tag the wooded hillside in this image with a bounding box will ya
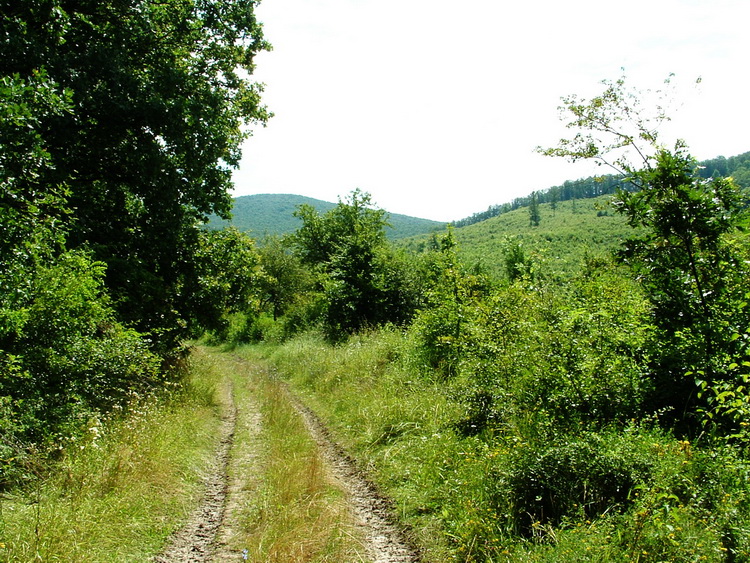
[206,193,445,239]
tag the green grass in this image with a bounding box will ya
[243,329,463,560]
[242,328,750,562]
[0,359,221,561]
[0,346,369,562]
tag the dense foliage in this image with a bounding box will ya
[289,189,425,339]
[4,16,750,558]
[0,0,269,485]
[237,76,750,561]
[1,0,270,351]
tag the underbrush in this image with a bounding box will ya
[0,350,221,561]
[244,328,750,562]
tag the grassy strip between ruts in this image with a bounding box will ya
[203,345,365,562]
[0,353,221,562]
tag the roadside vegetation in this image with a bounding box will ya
[228,76,750,561]
[3,3,750,559]
[0,355,220,561]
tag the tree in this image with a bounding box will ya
[291,190,419,338]
[540,74,750,430]
[412,227,492,380]
[549,186,559,215]
[0,62,165,479]
[614,147,748,424]
[181,228,264,338]
[504,240,533,282]
[257,236,312,321]
[0,71,71,278]
[0,0,271,352]
[528,190,541,226]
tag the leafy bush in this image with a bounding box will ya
[496,431,652,534]
[0,251,161,486]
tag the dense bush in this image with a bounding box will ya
[0,251,161,486]
[496,430,652,533]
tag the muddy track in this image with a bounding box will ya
[153,380,237,562]
[281,384,420,563]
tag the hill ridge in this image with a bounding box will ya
[209,193,444,240]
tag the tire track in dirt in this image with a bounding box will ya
[282,384,420,563]
[153,379,237,562]
[155,355,419,562]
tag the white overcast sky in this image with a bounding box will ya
[232,0,750,222]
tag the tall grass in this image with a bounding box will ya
[245,328,750,562]
[244,328,463,561]
[204,349,364,562]
[0,353,221,562]
[0,345,369,562]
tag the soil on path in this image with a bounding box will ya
[153,379,237,562]
[284,388,420,563]
[154,354,419,563]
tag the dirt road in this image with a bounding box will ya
[154,354,419,563]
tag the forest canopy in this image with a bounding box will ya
[0,0,271,350]
[0,0,270,477]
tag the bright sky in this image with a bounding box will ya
[232,0,750,222]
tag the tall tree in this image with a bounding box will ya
[540,74,750,430]
[0,0,271,351]
[528,191,541,226]
[291,190,418,338]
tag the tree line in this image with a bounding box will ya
[453,150,750,228]
[0,0,270,484]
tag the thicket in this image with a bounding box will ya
[0,0,269,488]
[231,76,750,561]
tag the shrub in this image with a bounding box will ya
[0,251,161,487]
[495,431,653,535]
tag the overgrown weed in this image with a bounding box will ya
[0,349,221,561]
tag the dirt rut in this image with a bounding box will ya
[153,380,237,562]
[155,358,419,562]
[284,388,420,563]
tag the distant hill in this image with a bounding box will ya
[451,150,750,230]
[207,194,445,240]
[400,195,636,280]
[398,151,750,282]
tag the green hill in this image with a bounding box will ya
[402,195,634,280]
[451,150,750,230]
[207,193,444,240]
[409,151,750,281]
